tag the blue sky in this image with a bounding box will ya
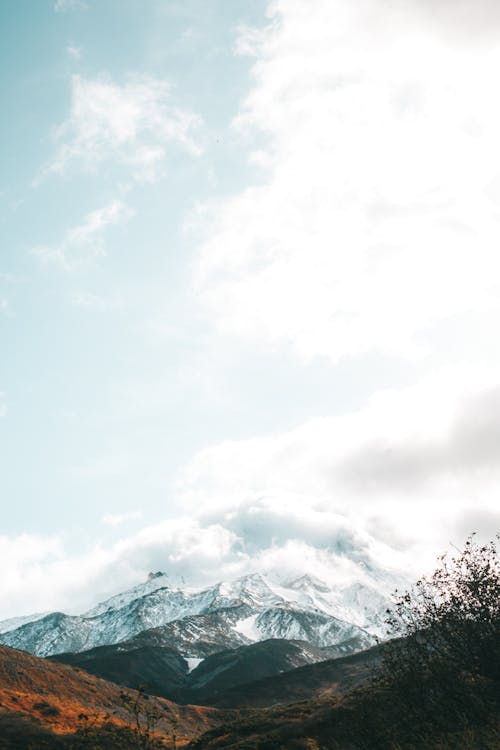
[1,0,500,618]
[2,0,269,535]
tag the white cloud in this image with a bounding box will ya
[0,511,402,620]
[175,367,500,569]
[6,0,500,623]
[41,74,201,183]
[54,0,87,12]
[71,290,122,311]
[32,199,131,269]
[414,0,500,40]
[193,0,500,363]
[102,510,143,527]
[4,367,499,618]
[65,45,82,60]
[0,392,6,418]
[0,532,114,619]
[0,519,240,619]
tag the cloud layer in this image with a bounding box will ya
[0,511,399,620]
[3,369,499,619]
[194,0,500,362]
[54,0,87,12]
[176,368,500,553]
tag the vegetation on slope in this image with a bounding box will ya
[0,646,230,748]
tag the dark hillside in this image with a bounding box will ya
[199,643,381,708]
[50,637,368,706]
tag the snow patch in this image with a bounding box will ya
[186,657,203,673]
[234,614,260,641]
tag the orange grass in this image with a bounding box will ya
[0,646,220,744]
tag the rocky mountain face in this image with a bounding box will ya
[0,572,391,660]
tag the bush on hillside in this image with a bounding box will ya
[374,534,500,739]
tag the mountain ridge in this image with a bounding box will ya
[0,570,391,659]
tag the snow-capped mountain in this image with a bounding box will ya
[0,571,392,658]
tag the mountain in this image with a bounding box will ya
[0,645,228,747]
[0,571,390,659]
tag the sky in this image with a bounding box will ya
[1,0,500,619]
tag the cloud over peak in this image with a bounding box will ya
[2,368,499,619]
[175,367,500,563]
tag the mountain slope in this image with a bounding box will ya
[0,646,225,742]
[51,642,189,698]
[203,642,382,708]
[130,603,256,657]
[187,691,500,750]
[180,639,354,705]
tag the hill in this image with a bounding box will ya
[201,642,381,708]
[185,691,500,749]
[0,645,230,748]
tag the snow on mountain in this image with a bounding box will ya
[251,607,362,648]
[186,657,204,673]
[83,571,174,618]
[234,613,260,641]
[130,603,255,658]
[0,570,394,657]
[0,612,47,635]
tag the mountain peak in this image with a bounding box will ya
[285,574,329,592]
[147,571,166,582]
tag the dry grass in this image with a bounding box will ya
[0,646,228,745]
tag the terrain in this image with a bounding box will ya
[0,570,394,747]
[185,691,500,750]
[50,638,379,706]
[1,547,498,750]
[0,645,230,748]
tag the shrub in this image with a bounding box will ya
[376,534,500,736]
